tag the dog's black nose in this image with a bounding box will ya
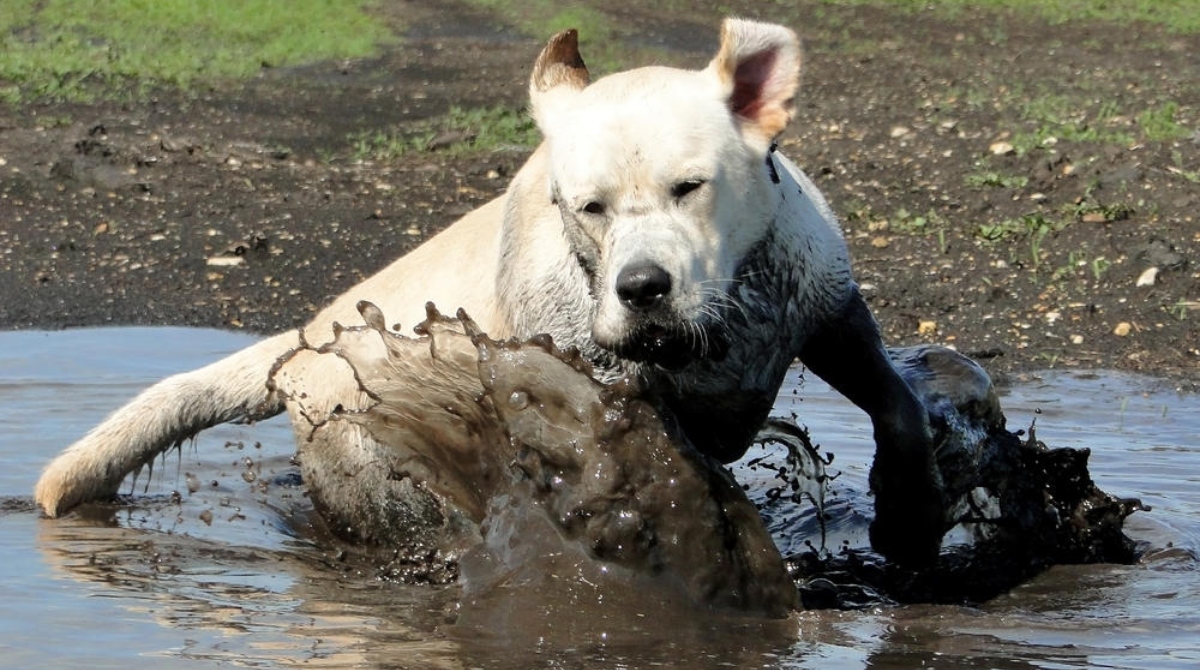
[616,261,672,310]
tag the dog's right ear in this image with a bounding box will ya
[529,29,590,134]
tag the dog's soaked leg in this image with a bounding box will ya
[35,331,297,517]
[798,288,945,567]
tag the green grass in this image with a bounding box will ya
[464,0,624,70]
[1138,102,1191,141]
[966,171,1030,189]
[0,0,393,101]
[998,92,1189,155]
[825,0,1200,34]
[350,106,540,161]
[1010,93,1136,153]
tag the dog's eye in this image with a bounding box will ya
[671,179,706,200]
[581,201,606,216]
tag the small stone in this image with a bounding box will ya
[206,255,245,267]
[1113,322,1133,337]
[1070,334,1084,345]
[989,141,1015,156]
[890,126,911,138]
[918,320,937,335]
[870,236,890,248]
[1082,211,1109,224]
[1135,267,1158,287]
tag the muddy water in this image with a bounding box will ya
[1,328,1197,669]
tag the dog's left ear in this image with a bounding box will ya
[707,18,801,151]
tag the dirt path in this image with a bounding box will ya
[1,1,1196,385]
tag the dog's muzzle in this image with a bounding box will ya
[602,261,731,370]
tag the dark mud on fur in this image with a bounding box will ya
[783,426,1144,609]
[734,348,1144,610]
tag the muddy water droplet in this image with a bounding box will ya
[508,390,529,410]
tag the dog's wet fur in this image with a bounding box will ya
[36,19,945,568]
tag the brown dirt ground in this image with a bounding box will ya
[1,0,1197,388]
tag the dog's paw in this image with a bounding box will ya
[868,461,946,568]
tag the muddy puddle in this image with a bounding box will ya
[1,327,1197,669]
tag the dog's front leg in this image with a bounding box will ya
[798,287,945,567]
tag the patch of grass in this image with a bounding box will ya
[1011,93,1136,153]
[1138,102,1190,142]
[464,0,628,72]
[0,0,394,101]
[822,0,1200,34]
[977,212,1069,269]
[1070,200,1136,223]
[890,207,946,235]
[966,171,1030,189]
[1053,251,1113,283]
[350,105,540,161]
[976,214,1041,243]
[890,207,951,253]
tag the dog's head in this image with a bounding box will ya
[529,19,801,370]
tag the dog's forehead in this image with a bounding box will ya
[544,68,736,186]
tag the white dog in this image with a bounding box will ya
[36,19,944,566]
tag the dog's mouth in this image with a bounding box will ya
[607,321,729,371]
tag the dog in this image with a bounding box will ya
[35,18,944,566]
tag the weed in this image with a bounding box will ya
[966,171,1030,189]
[1028,220,1051,269]
[977,212,1058,243]
[890,207,952,253]
[1091,257,1112,281]
[1164,299,1199,321]
[1072,200,1136,223]
[1034,351,1060,367]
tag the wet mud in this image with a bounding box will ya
[274,302,796,615]
[272,302,1141,613]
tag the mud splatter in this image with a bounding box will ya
[274,302,797,615]
[273,303,1142,613]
